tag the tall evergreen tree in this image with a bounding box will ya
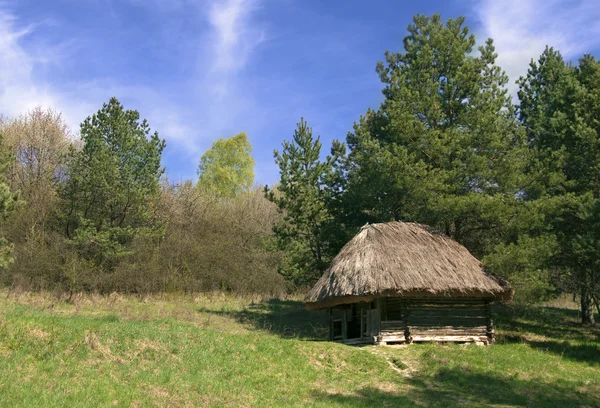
[340,14,526,258]
[60,97,165,269]
[266,119,335,286]
[516,48,600,324]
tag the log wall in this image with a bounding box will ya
[329,297,494,345]
[379,298,492,344]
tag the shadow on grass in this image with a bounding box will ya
[202,299,329,340]
[312,367,600,408]
[497,335,600,365]
[493,303,600,364]
[495,304,599,338]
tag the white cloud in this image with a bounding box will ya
[208,0,264,72]
[205,0,265,99]
[0,0,268,180]
[0,10,57,116]
[0,8,94,136]
[0,6,197,153]
[474,0,600,97]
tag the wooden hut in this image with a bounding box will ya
[305,222,513,345]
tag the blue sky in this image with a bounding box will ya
[2,0,600,184]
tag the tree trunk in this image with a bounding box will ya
[581,285,595,325]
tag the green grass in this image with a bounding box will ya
[0,292,598,407]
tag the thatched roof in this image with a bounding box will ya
[306,222,512,310]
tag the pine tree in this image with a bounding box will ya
[517,48,600,324]
[60,97,165,269]
[266,118,335,286]
[341,14,526,258]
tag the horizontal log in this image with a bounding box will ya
[411,335,488,343]
[380,335,407,343]
[410,325,488,331]
[407,303,487,309]
[408,317,488,326]
[381,320,406,325]
[381,326,407,331]
[408,301,487,305]
[381,326,406,331]
[409,326,487,334]
[409,309,488,317]
[381,331,407,337]
[411,330,487,337]
[408,298,488,302]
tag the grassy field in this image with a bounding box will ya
[0,291,598,407]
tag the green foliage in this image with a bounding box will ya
[69,220,135,268]
[0,107,281,295]
[60,97,165,270]
[484,234,558,301]
[153,184,285,294]
[514,48,600,322]
[197,132,255,198]
[0,182,15,270]
[339,14,526,258]
[0,134,20,270]
[267,119,337,286]
[0,108,70,234]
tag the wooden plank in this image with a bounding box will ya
[374,300,382,337]
[380,335,406,343]
[367,309,380,337]
[411,335,489,343]
[410,326,487,332]
[380,297,388,321]
[411,331,487,337]
[409,304,488,309]
[381,324,406,330]
[409,297,488,302]
[381,320,406,327]
[486,301,495,344]
[407,301,485,307]
[360,308,364,338]
[409,309,488,317]
[381,331,406,337]
[408,317,489,326]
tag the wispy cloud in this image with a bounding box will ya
[0,4,198,149]
[205,0,265,99]
[0,7,101,136]
[0,0,269,180]
[208,0,264,72]
[474,0,600,97]
[0,10,56,117]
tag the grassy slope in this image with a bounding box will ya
[0,292,598,408]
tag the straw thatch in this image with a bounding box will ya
[306,222,512,310]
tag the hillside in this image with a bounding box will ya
[0,292,598,407]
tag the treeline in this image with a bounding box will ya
[0,14,598,324]
[0,102,285,296]
[267,15,600,324]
